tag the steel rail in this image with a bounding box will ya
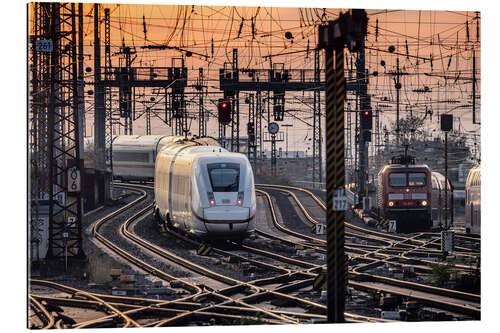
[258,185,481,314]
[30,279,141,328]
[120,183,390,324]
[116,184,300,325]
[272,184,480,268]
[29,294,55,329]
[91,186,202,295]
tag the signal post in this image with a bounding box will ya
[318,10,367,323]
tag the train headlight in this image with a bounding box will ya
[421,200,428,206]
[237,191,244,206]
[388,201,394,207]
[207,192,216,206]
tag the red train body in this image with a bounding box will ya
[377,163,433,233]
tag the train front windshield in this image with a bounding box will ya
[207,163,240,192]
[389,172,427,187]
[408,173,426,186]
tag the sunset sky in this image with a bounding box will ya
[28,1,481,155]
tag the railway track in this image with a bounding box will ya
[93,183,304,326]
[29,182,480,327]
[256,184,480,319]
[122,183,389,324]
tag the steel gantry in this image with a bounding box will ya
[219,48,361,180]
[29,2,85,260]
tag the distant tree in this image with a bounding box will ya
[390,115,426,143]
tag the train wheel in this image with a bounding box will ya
[154,208,165,228]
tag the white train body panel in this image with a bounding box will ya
[465,165,481,234]
[83,135,219,181]
[155,144,256,238]
[112,135,185,181]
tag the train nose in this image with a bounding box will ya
[202,206,252,234]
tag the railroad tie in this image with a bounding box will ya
[196,244,213,256]
[313,273,327,291]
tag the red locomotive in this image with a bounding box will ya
[377,155,433,233]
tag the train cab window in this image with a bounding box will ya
[389,173,406,187]
[207,163,240,192]
[408,173,426,186]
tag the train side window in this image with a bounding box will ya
[408,173,426,186]
[389,173,406,187]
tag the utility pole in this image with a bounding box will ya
[94,3,111,203]
[313,48,322,184]
[256,90,263,159]
[77,3,85,153]
[440,114,453,253]
[197,68,206,137]
[472,11,479,124]
[282,124,293,158]
[357,38,370,207]
[318,9,367,323]
[472,49,476,124]
[396,57,401,145]
[231,48,240,152]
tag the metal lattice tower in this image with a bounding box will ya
[104,8,113,171]
[231,49,240,152]
[198,68,206,137]
[247,94,257,168]
[256,90,263,159]
[29,2,51,261]
[145,107,152,135]
[312,48,322,184]
[29,2,84,259]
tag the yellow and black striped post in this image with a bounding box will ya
[325,45,346,323]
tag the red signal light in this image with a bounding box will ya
[218,99,232,124]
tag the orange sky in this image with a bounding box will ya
[28,3,481,150]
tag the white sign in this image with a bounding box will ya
[55,192,66,206]
[315,224,326,235]
[67,216,76,225]
[333,188,348,211]
[388,220,397,233]
[35,40,53,52]
[68,166,81,193]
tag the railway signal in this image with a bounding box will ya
[218,99,231,125]
[360,109,373,129]
[247,121,255,144]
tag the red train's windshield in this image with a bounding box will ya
[389,172,427,187]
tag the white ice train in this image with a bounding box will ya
[84,135,257,239]
[153,141,256,239]
[83,135,219,181]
